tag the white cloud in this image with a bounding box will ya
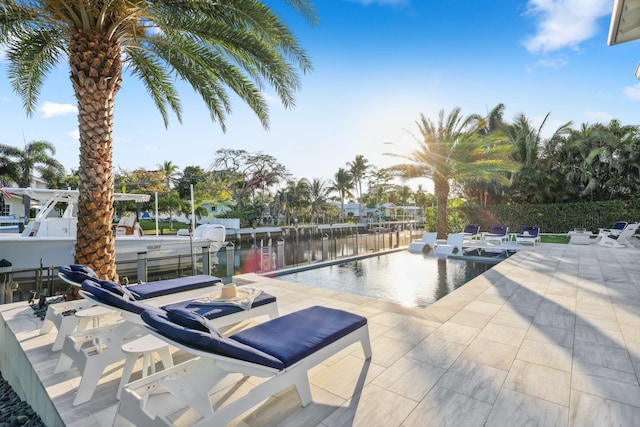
[262,92,281,105]
[523,0,611,54]
[534,55,569,68]
[584,110,614,122]
[38,101,77,118]
[624,83,640,99]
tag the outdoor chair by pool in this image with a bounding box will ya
[56,276,278,406]
[598,222,639,248]
[462,224,481,241]
[483,225,510,244]
[515,226,540,245]
[115,305,371,427]
[408,231,438,253]
[41,265,223,351]
[596,221,628,241]
[434,233,465,258]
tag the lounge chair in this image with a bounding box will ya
[408,231,438,253]
[116,305,371,427]
[598,222,639,248]
[462,224,481,241]
[515,226,540,245]
[55,276,278,406]
[483,225,509,244]
[596,221,628,241]
[41,265,223,351]
[434,233,465,258]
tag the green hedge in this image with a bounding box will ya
[424,197,640,234]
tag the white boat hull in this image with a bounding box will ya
[0,235,221,271]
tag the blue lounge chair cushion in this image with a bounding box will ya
[81,279,148,314]
[98,279,136,300]
[142,305,367,370]
[488,225,507,236]
[142,309,284,369]
[231,306,367,368]
[166,308,220,335]
[463,225,480,235]
[59,264,99,283]
[517,226,539,238]
[161,292,277,320]
[127,275,222,299]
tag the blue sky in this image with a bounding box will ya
[1,0,638,193]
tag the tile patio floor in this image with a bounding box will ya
[2,241,640,426]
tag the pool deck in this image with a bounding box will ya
[2,240,640,426]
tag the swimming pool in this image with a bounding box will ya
[275,251,494,307]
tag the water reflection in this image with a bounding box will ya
[276,251,493,308]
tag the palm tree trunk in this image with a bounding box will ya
[69,30,122,281]
[434,176,449,239]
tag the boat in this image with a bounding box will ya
[0,215,23,234]
[0,188,225,271]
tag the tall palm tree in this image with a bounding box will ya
[0,140,65,217]
[157,160,181,229]
[307,178,329,224]
[329,168,354,221]
[347,154,369,219]
[1,1,315,280]
[387,107,517,238]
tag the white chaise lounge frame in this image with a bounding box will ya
[116,319,371,427]
[42,273,224,351]
[55,287,279,406]
[408,232,437,253]
[598,222,639,248]
[435,233,465,258]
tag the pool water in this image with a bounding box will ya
[275,251,494,307]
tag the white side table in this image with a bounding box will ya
[117,334,174,399]
[568,231,593,245]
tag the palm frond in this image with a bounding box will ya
[6,26,67,115]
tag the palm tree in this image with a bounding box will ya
[329,168,354,222]
[347,155,369,220]
[307,178,329,224]
[387,107,517,238]
[0,140,65,217]
[157,161,181,230]
[506,113,572,203]
[1,1,315,280]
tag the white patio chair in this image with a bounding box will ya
[56,277,278,406]
[483,225,509,244]
[115,305,371,427]
[515,226,540,245]
[598,222,639,248]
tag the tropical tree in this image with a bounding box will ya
[347,155,369,219]
[0,140,65,217]
[0,0,316,279]
[307,178,329,223]
[506,113,572,203]
[387,107,518,238]
[157,161,181,229]
[329,168,354,221]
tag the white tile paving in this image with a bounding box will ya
[2,241,640,426]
